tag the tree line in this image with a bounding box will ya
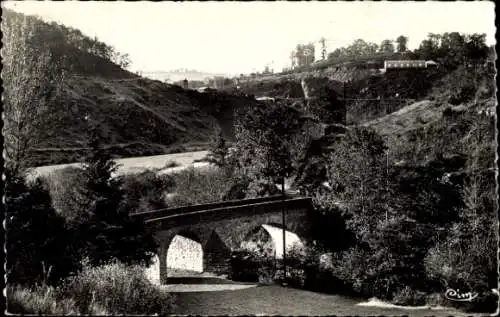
[287,32,490,70]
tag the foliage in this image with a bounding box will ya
[379,39,395,53]
[234,103,303,189]
[7,262,175,315]
[1,9,66,173]
[57,261,174,315]
[167,167,238,206]
[5,168,77,286]
[207,127,229,169]
[415,32,489,69]
[69,124,157,267]
[325,127,390,240]
[6,284,99,315]
[245,177,281,198]
[292,43,316,67]
[395,35,409,53]
[328,38,379,60]
[119,170,172,214]
[229,250,261,282]
[314,126,443,300]
[41,166,86,221]
[423,119,497,313]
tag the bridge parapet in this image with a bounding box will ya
[144,197,313,230]
[131,195,292,222]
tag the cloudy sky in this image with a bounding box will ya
[4,1,496,75]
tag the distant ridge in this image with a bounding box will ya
[141,70,233,83]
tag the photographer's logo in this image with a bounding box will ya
[444,288,478,302]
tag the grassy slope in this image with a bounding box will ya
[28,41,258,166]
[361,65,496,167]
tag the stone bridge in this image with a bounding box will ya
[131,195,314,284]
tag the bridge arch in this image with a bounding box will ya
[166,231,204,273]
[240,223,305,260]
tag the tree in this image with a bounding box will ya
[395,35,408,53]
[319,127,429,298]
[319,37,327,60]
[290,50,297,68]
[207,128,229,169]
[70,123,157,266]
[325,127,390,236]
[349,39,371,56]
[465,33,489,66]
[294,43,316,67]
[2,10,66,174]
[234,104,303,191]
[379,39,395,53]
[5,168,75,286]
[424,120,497,312]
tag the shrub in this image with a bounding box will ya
[41,166,86,221]
[5,169,76,286]
[221,174,251,201]
[57,261,175,315]
[162,160,180,169]
[168,167,235,206]
[245,177,281,198]
[69,126,157,267]
[6,284,95,315]
[392,286,427,306]
[119,170,173,214]
[229,250,260,282]
[448,83,476,105]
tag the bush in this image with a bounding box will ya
[5,170,77,286]
[392,286,427,306]
[162,160,180,169]
[168,167,236,206]
[41,166,86,221]
[229,250,260,282]
[245,178,281,198]
[448,83,476,105]
[67,127,158,267]
[6,284,96,315]
[119,170,173,214]
[57,261,175,315]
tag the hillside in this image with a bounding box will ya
[2,9,259,167]
[30,71,258,166]
[362,63,496,167]
[142,69,231,83]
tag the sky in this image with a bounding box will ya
[4,1,496,76]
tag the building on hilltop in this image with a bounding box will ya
[381,60,438,72]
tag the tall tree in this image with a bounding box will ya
[207,128,229,169]
[5,168,75,286]
[379,39,395,53]
[2,10,66,174]
[294,43,316,67]
[71,123,157,266]
[319,37,327,60]
[395,35,408,53]
[234,104,303,190]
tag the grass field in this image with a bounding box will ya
[28,150,209,180]
[170,285,470,316]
